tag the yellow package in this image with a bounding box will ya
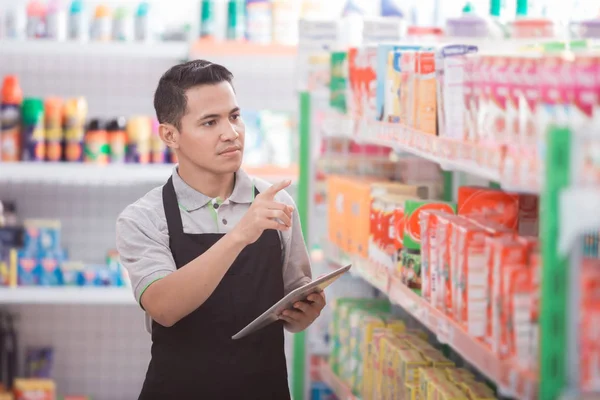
[405,383,419,400]
[430,379,470,400]
[419,367,449,400]
[420,349,456,369]
[13,379,56,400]
[460,381,496,400]
[445,368,476,386]
[406,328,430,341]
[0,393,13,400]
[363,325,405,400]
[398,348,430,388]
[381,335,412,400]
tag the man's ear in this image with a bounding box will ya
[159,123,180,149]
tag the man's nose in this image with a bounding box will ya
[221,122,239,141]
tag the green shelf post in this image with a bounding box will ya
[292,91,311,400]
[539,126,571,400]
[442,171,454,202]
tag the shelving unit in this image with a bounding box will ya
[0,39,190,59]
[0,163,298,185]
[319,362,361,400]
[325,242,538,400]
[0,287,135,305]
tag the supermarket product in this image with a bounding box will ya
[63,97,88,162]
[16,252,36,286]
[134,1,150,42]
[414,50,437,135]
[84,119,109,164]
[445,12,489,38]
[245,0,271,44]
[67,0,87,41]
[436,44,478,140]
[13,379,55,400]
[200,0,215,38]
[4,5,27,39]
[402,200,456,290]
[61,261,83,286]
[25,1,46,39]
[23,219,61,256]
[581,258,600,392]
[348,45,378,124]
[126,116,151,164]
[44,97,64,162]
[330,51,348,114]
[0,76,23,162]
[90,4,111,41]
[457,186,520,231]
[21,98,45,162]
[420,210,453,302]
[488,237,529,357]
[46,0,66,40]
[25,347,53,378]
[435,214,466,315]
[107,117,127,163]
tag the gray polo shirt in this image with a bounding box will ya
[116,167,312,332]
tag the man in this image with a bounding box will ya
[116,60,325,399]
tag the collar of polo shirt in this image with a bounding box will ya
[172,166,255,212]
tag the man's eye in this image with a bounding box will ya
[231,114,241,121]
[203,120,216,127]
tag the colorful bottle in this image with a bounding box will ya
[245,0,271,44]
[226,0,245,40]
[0,76,24,162]
[4,5,27,39]
[126,116,151,164]
[44,97,64,162]
[90,4,111,41]
[112,6,131,41]
[200,0,215,38]
[134,2,150,42]
[25,0,46,38]
[21,98,45,162]
[46,0,67,40]
[63,97,87,162]
[271,0,300,45]
[84,119,109,164]
[68,0,88,41]
[107,117,127,163]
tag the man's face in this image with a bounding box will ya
[175,81,245,174]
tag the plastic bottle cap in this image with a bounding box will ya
[1,76,23,105]
[27,1,47,17]
[136,2,149,17]
[490,0,501,17]
[516,0,528,16]
[44,97,64,117]
[70,0,83,14]
[95,4,111,18]
[462,2,473,13]
[114,7,128,19]
[21,98,45,125]
[88,119,105,131]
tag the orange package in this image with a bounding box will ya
[420,210,453,302]
[435,215,468,316]
[508,265,532,369]
[489,237,530,358]
[458,186,520,231]
[327,176,346,250]
[581,258,600,392]
[454,222,489,338]
[346,177,382,256]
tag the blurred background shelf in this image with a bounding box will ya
[0,287,136,305]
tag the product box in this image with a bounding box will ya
[414,50,438,135]
[489,237,530,357]
[17,251,38,286]
[457,186,520,231]
[38,256,63,286]
[13,379,55,400]
[419,367,448,400]
[508,265,532,369]
[435,44,478,140]
[434,214,466,314]
[445,368,475,385]
[403,200,457,251]
[398,348,430,386]
[464,54,482,142]
[580,258,600,392]
[348,45,378,124]
[420,210,454,301]
[400,51,419,129]
[330,51,349,114]
[347,177,383,257]
[454,223,491,337]
[376,44,421,121]
[23,219,62,256]
[382,47,422,124]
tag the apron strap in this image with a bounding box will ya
[162,176,185,239]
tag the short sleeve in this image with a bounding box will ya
[116,207,176,306]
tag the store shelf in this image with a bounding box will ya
[0,287,135,305]
[323,116,540,194]
[189,39,296,57]
[319,362,361,400]
[325,242,538,400]
[0,39,189,59]
[0,163,298,185]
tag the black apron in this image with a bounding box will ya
[138,177,290,400]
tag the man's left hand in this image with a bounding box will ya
[279,291,326,333]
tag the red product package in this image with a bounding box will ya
[458,186,520,231]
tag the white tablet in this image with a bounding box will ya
[232,264,352,340]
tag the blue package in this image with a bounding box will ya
[96,266,113,286]
[81,266,98,286]
[17,251,38,286]
[61,261,84,286]
[310,382,336,400]
[23,220,62,255]
[375,44,421,121]
[38,256,63,286]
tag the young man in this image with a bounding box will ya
[116,60,325,399]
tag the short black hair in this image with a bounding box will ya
[153,60,234,129]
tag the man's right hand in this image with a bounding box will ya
[230,180,294,246]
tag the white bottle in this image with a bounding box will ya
[46,0,67,40]
[5,5,27,39]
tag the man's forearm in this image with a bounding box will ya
[141,232,246,327]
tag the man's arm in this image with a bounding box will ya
[117,180,294,328]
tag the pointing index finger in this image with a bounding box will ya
[262,179,292,199]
